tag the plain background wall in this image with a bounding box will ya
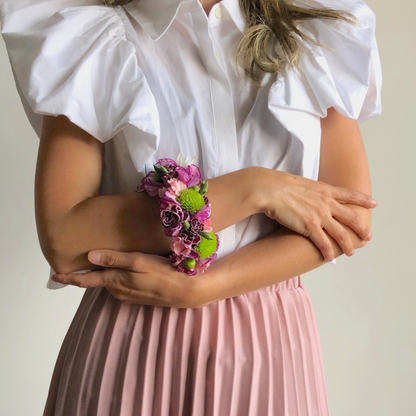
[0,0,414,414]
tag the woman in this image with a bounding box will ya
[0,0,381,414]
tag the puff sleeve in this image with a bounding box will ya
[267,0,382,266]
[268,0,382,178]
[1,0,161,289]
[0,0,160,155]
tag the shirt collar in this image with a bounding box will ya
[123,0,247,41]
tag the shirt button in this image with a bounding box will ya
[215,6,222,19]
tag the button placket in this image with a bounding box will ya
[188,0,239,258]
[189,2,238,173]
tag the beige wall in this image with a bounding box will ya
[0,0,414,414]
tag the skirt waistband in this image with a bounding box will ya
[254,275,303,293]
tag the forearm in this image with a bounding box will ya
[202,205,370,303]
[200,108,374,304]
[49,166,262,273]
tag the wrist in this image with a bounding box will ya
[193,259,228,307]
[137,155,219,276]
[248,166,277,215]
[245,166,270,216]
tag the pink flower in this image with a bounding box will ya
[169,252,186,267]
[194,262,211,274]
[171,236,193,257]
[167,177,187,196]
[203,218,212,232]
[192,203,211,223]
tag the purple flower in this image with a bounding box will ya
[180,218,204,245]
[164,223,182,238]
[159,190,181,210]
[176,164,202,187]
[199,251,218,266]
[155,158,178,170]
[169,252,199,276]
[176,262,198,276]
[189,249,200,259]
[168,232,220,275]
[161,205,191,237]
[192,203,211,223]
[136,171,165,197]
[169,252,186,267]
[153,158,180,187]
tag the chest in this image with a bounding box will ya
[118,4,293,180]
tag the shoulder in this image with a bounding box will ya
[269,0,382,124]
[0,0,160,147]
[0,1,116,30]
[267,0,382,178]
[297,0,378,52]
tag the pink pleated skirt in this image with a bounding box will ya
[43,275,330,416]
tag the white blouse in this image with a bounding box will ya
[0,0,382,289]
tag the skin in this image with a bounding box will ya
[199,0,221,15]
[194,107,375,306]
[45,106,376,307]
[36,0,377,308]
[37,115,263,273]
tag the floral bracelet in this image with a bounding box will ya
[136,153,220,276]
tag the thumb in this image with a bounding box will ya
[88,249,144,271]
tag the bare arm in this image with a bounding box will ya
[37,115,261,274]
[198,107,374,304]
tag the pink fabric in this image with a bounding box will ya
[43,275,330,416]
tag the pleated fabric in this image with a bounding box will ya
[43,275,330,416]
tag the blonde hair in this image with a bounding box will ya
[104,0,357,87]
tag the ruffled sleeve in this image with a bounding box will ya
[0,0,160,158]
[1,0,161,289]
[268,0,382,179]
[267,0,382,266]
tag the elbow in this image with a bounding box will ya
[38,231,78,274]
[49,252,77,275]
[41,243,75,275]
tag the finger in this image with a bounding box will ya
[88,250,145,271]
[307,226,335,262]
[332,205,372,241]
[51,269,117,289]
[323,219,355,257]
[330,186,377,208]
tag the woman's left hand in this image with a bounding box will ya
[50,250,207,308]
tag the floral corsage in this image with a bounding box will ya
[136,153,220,276]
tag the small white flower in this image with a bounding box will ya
[176,151,197,168]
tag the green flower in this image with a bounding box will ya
[176,188,206,215]
[193,232,217,260]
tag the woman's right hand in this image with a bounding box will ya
[254,167,377,262]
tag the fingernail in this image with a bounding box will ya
[51,275,59,282]
[367,232,372,240]
[89,251,101,263]
[371,199,378,206]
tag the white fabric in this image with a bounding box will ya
[0,0,382,289]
